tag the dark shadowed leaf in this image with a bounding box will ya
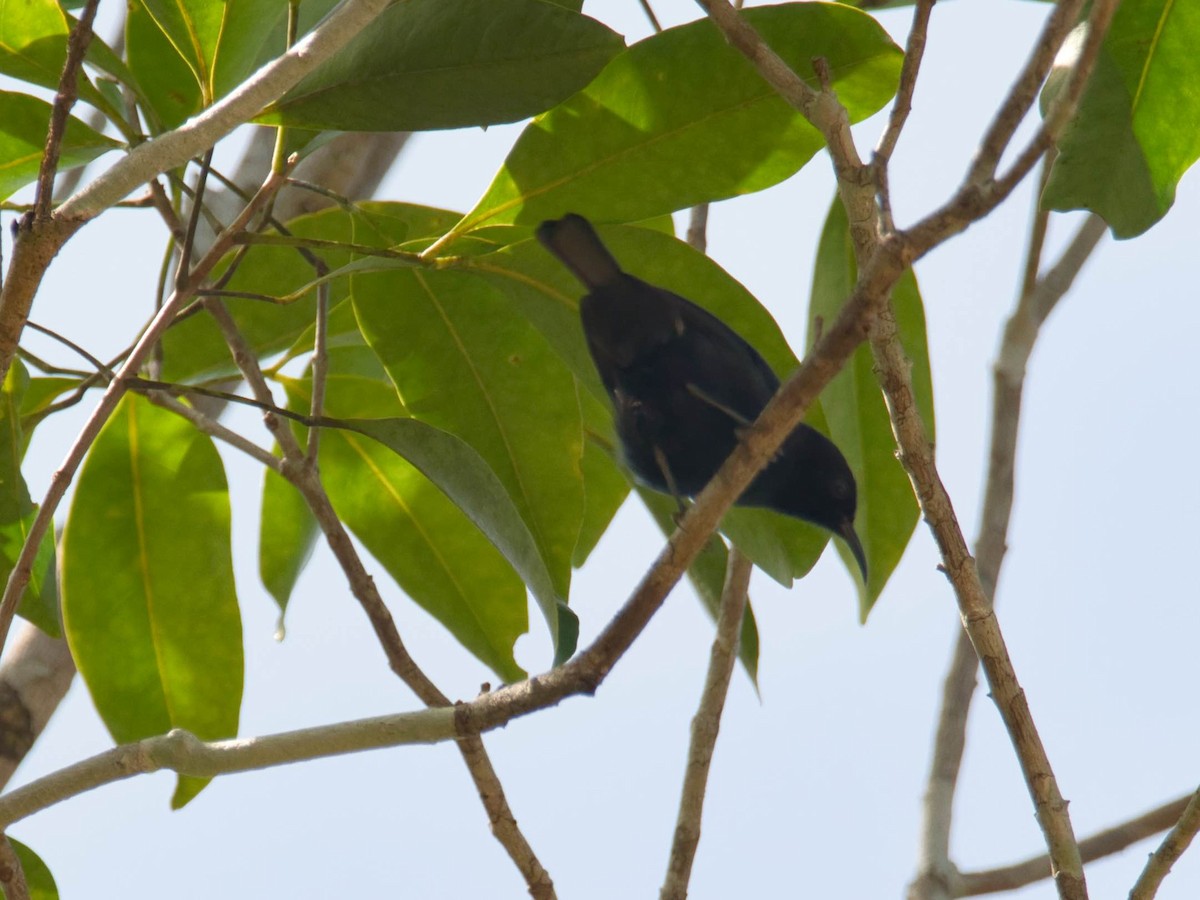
[60,396,242,808]
[124,0,202,130]
[261,0,623,131]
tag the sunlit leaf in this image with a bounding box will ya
[351,228,585,604]
[61,396,242,808]
[450,2,900,236]
[282,358,535,678]
[1043,0,1200,237]
[0,91,118,201]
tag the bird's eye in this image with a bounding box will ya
[830,478,851,500]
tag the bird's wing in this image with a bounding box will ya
[667,291,781,424]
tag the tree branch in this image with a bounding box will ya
[1130,788,1200,900]
[872,0,935,232]
[661,549,752,900]
[0,709,457,828]
[55,0,392,224]
[32,0,100,224]
[201,302,556,898]
[909,201,1107,900]
[957,792,1198,896]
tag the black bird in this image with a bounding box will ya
[536,214,867,580]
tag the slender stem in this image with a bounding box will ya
[873,0,935,231]
[176,152,215,292]
[139,390,282,471]
[56,0,393,223]
[965,0,1083,185]
[1129,788,1200,900]
[660,549,752,900]
[957,792,1198,896]
[33,0,100,224]
[204,298,558,899]
[686,205,709,254]
[306,275,331,460]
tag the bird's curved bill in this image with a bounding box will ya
[839,519,868,582]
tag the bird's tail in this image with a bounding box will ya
[536,214,623,289]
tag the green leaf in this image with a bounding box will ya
[260,0,623,132]
[61,396,242,808]
[160,203,462,382]
[351,236,585,605]
[125,0,202,130]
[4,837,58,900]
[450,2,900,235]
[259,458,318,615]
[639,489,759,687]
[0,0,69,90]
[1043,0,1200,237]
[811,197,932,619]
[283,361,534,679]
[21,376,83,427]
[0,363,58,636]
[0,91,118,201]
[130,0,274,102]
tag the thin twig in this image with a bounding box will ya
[957,792,1198,896]
[911,210,1107,899]
[966,0,1083,186]
[872,0,935,232]
[1129,788,1200,900]
[139,390,282,472]
[23,320,114,377]
[907,0,1119,257]
[205,296,557,899]
[637,0,662,32]
[56,0,393,223]
[661,549,752,900]
[692,0,875,257]
[176,152,216,290]
[32,0,100,224]
[909,155,1058,900]
[0,709,458,828]
[686,205,709,254]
